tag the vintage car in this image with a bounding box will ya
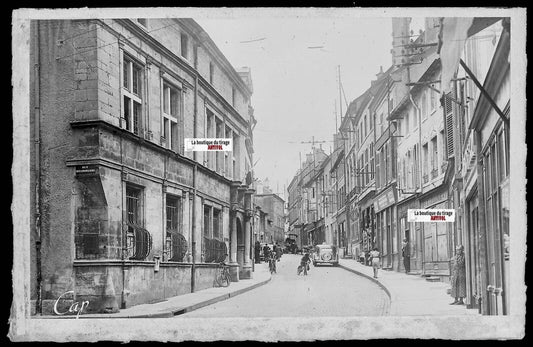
[312,243,339,266]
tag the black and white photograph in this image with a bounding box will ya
[10,7,527,341]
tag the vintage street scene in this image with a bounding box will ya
[11,7,526,341]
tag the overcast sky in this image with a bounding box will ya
[197,14,404,199]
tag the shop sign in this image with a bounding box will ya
[374,187,397,212]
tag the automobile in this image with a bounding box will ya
[312,243,339,266]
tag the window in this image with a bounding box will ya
[209,62,214,84]
[422,143,429,183]
[232,87,236,107]
[180,33,189,60]
[203,205,211,238]
[369,113,374,131]
[421,91,427,120]
[216,118,224,173]
[370,142,375,180]
[126,185,152,260]
[122,55,143,135]
[165,195,187,262]
[405,112,410,134]
[430,86,438,112]
[431,136,438,177]
[225,126,232,178]
[213,208,221,239]
[162,82,180,151]
[364,115,368,138]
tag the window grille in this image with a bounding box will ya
[125,222,152,260]
[203,237,227,263]
[167,230,188,262]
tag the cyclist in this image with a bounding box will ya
[300,252,311,276]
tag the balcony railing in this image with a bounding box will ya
[431,168,439,179]
[441,161,448,174]
[423,174,429,184]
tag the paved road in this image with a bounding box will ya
[181,254,390,317]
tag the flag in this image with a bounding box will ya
[438,17,474,94]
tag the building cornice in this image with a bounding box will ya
[69,119,236,186]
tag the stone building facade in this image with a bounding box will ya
[30,18,256,315]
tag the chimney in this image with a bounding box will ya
[391,17,412,67]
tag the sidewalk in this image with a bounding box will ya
[36,264,271,319]
[339,258,480,316]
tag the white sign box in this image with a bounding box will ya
[184,138,233,152]
[407,209,455,222]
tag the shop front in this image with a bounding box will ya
[374,185,398,270]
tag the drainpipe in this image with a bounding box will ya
[33,20,43,315]
[120,135,126,309]
[190,73,199,293]
[408,93,422,195]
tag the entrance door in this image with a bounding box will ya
[236,218,244,271]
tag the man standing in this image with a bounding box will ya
[401,238,410,273]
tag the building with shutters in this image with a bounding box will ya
[390,18,454,279]
[30,18,256,315]
[452,18,510,315]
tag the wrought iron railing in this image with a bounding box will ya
[203,237,228,263]
[431,168,439,179]
[166,230,188,262]
[125,222,153,260]
[423,174,429,184]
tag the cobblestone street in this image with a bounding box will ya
[182,254,390,317]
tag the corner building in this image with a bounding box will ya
[30,18,256,314]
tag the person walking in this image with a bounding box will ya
[401,238,410,273]
[450,245,467,305]
[369,247,381,278]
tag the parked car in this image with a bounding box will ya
[312,243,339,266]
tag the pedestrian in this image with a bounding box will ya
[450,245,467,305]
[276,243,282,261]
[263,244,270,262]
[401,238,410,273]
[369,247,381,278]
[299,252,311,276]
[254,241,261,264]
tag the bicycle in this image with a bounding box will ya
[297,260,310,276]
[215,261,231,287]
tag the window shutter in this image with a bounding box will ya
[444,91,455,159]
